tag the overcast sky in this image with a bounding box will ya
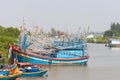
[0,0,120,33]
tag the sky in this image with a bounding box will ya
[0,0,120,33]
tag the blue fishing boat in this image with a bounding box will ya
[0,72,21,80]
[20,69,47,77]
[17,63,48,77]
[20,67,47,77]
[13,48,89,65]
[0,67,21,80]
[11,26,89,65]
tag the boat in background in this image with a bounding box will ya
[105,39,120,47]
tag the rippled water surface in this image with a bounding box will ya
[20,43,120,80]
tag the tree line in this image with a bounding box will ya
[0,26,20,63]
[104,22,120,38]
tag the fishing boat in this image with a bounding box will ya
[11,26,89,65]
[0,72,21,80]
[17,62,48,77]
[20,67,47,77]
[0,65,21,80]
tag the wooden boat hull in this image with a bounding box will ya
[13,50,89,65]
[18,56,88,65]
[0,73,21,80]
[20,70,47,77]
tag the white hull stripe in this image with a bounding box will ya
[18,53,88,64]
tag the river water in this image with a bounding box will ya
[20,43,120,80]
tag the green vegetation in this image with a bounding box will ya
[0,26,20,63]
[104,22,120,39]
[87,36,106,43]
[87,22,120,43]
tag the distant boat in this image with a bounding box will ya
[106,39,120,47]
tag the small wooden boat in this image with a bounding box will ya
[0,67,21,80]
[17,63,48,77]
[0,72,21,80]
[20,69,48,77]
